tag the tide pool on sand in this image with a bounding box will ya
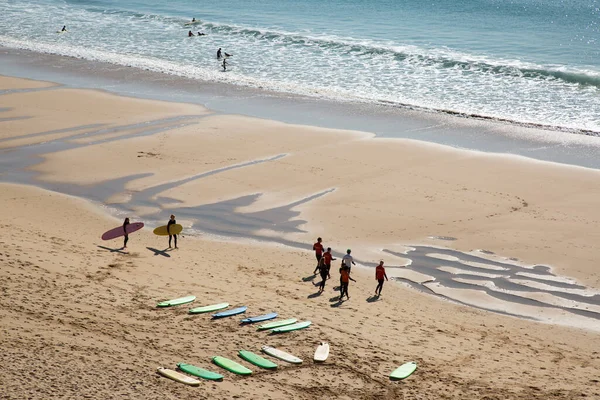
[156,295,196,307]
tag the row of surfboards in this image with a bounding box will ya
[155,295,417,384]
[156,295,312,332]
[157,343,329,385]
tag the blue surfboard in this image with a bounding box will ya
[213,306,247,318]
[240,312,278,324]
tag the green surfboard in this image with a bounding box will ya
[212,356,252,375]
[177,363,224,381]
[156,295,196,307]
[390,361,417,380]
[189,302,229,314]
[257,318,298,331]
[271,321,311,333]
[238,350,277,370]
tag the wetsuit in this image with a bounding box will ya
[340,267,350,299]
[168,219,177,248]
[217,48,222,59]
[319,261,330,291]
[123,220,129,248]
[313,241,324,274]
[375,265,387,295]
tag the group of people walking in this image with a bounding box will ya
[312,237,389,301]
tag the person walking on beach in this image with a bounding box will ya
[167,214,178,249]
[375,260,388,296]
[122,217,130,249]
[339,264,356,300]
[323,247,335,277]
[217,48,222,59]
[317,257,330,292]
[312,237,324,274]
[342,249,356,273]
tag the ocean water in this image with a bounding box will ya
[1,0,599,134]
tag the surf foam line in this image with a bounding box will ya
[1,35,599,137]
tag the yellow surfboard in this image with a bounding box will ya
[153,224,183,236]
[157,367,200,386]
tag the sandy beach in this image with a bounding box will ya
[2,75,600,399]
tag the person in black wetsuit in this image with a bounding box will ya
[168,214,178,249]
[122,217,130,249]
[217,48,222,59]
[61,26,67,32]
[317,257,330,292]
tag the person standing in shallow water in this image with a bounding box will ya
[217,48,222,59]
[375,260,388,296]
[167,214,178,249]
[313,237,324,274]
[122,217,130,249]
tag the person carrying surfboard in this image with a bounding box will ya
[312,237,324,274]
[339,264,356,300]
[375,260,388,296]
[122,217,130,249]
[168,214,178,249]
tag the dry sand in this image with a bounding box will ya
[2,75,600,399]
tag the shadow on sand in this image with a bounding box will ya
[366,295,380,303]
[308,291,322,299]
[302,274,316,282]
[146,247,171,257]
[97,245,128,254]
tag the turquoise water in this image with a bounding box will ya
[1,0,599,133]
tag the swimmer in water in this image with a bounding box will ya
[188,30,194,37]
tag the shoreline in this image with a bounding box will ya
[2,46,600,169]
[2,73,600,332]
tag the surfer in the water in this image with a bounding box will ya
[61,25,67,32]
[312,237,324,274]
[122,217,130,249]
[224,52,232,57]
[167,214,178,249]
[217,48,222,59]
[192,18,196,22]
[188,30,194,37]
[222,58,227,71]
[375,260,388,296]
[197,32,206,36]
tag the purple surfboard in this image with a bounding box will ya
[101,222,144,240]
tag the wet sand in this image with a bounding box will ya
[2,75,600,399]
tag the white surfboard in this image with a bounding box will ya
[157,367,200,386]
[314,342,330,362]
[261,346,303,364]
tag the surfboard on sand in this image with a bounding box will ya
[156,295,196,307]
[314,342,329,362]
[212,356,252,375]
[153,224,183,236]
[213,306,247,318]
[261,346,302,364]
[240,312,277,324]
[390,361,417,380]
[177,363,223,381]
[157,367,200,386]
[271,321,311,333]
[101,222,144,240]
[238,350,277,370]
[256,318,297,331]
[189,302,229,314]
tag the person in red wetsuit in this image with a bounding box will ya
[312,237,324,274]
[375,260,389,296]
[322,247,335,272]
[339,264,356,300]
